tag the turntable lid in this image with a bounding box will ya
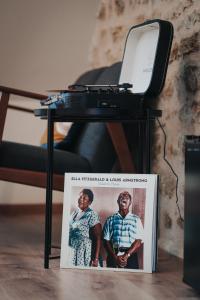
[119,19,173,97]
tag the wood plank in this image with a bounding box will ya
[106,122,135,173]
[0,203,62,215]
[0,168,64,191]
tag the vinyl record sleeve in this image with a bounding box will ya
[60,173,158,273]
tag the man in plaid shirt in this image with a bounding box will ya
[103,191,144,269]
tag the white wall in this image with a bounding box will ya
[0,0,99,204]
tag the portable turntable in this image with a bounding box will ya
[40,19,173,117]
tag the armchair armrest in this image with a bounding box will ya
[0,86,47,100]
[0,85,47,142]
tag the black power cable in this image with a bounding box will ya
[156,118,184,223]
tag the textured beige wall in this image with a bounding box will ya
[89,0,200,258]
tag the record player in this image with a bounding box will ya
[41,19,173,117]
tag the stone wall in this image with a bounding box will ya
[89,0,200,257]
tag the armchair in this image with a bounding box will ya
[0,62,135,194]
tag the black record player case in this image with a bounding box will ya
[42,19,173,115]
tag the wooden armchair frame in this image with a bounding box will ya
[0,85,135,192]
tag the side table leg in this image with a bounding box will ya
[44,109,54,268]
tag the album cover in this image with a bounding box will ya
[60,173,158,273]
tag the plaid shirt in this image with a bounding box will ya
[103,212,144,248]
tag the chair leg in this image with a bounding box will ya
[106,122,136,173]
[0,92,10,142]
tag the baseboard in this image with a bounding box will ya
[0,203,63,216]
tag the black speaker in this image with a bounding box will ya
[184,136,200,292]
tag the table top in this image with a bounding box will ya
[34,108,162,122]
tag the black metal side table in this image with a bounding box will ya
[34,107,161,268]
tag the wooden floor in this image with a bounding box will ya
[0,213,199,300]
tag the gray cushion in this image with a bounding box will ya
[75,66,107,85]
[74,123,116,172]
[0,141,91,174]
[95,62,122,85]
